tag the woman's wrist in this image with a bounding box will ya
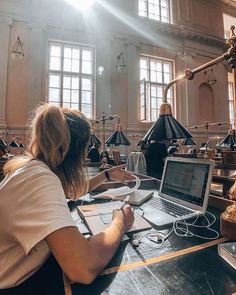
[110,220,125,236]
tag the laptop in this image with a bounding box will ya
[139,157,214,227]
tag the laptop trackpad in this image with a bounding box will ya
[140,203,176,227]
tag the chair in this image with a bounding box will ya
[112,150,122,166]
[126,151,147,175]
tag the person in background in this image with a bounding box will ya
[87,142,101,162]
[0,104,134,295]
[100,150,113,165]
[144,140,169,179]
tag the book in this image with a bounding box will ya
[77,201,152,235]
[218,242,236,270]
[93,188,154,206]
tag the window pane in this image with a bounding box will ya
[161,0,168,8]
[49,88,60,101]
[63,89,71,102]
[63,76,71,89]
[82,61,92,74]
[71,90,79,103]
[164,72,171,83]
[63,102,71,108]
[140,58,148,69]
[72,48,80,59]
[50,45,61,57]
[151,86,157,97]
[71,103,79,110]
[72,77,79,89]
[82,78,92,91]
[81,104,92,118]
[151,96,157,108]
[50,57,61,71]
[150,70,157,82]
[63,58,71,72]
[161,7,168,18]
[157,71,162,83]
[72,60,80,73]
[82,91,92,103]
[151,109,157,121]
[82,49,92,61]
[140,69,148,80]
[157,86,163,98]
[64,47,72,58]
[49,74,60,88]
[163,63,170,73]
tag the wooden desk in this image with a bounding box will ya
[67,177,236,295]
[69,204,236,295]
[212,168,235,197]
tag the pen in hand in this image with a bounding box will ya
[119,195,130,210]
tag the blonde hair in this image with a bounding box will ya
[4,104,91,198]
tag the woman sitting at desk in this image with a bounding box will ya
[0,104,134,294]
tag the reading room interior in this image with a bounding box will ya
[1,1,236,294]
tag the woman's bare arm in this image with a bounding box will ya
[87,165,135,192]
[46,205,134,284]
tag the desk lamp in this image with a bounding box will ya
[89,124,101,149]
[141,26,236,143]
[182,138,196,146]
[0,139,7,147]
[105,116,131,146]
[219,127,236,150]
[8,140,20,148]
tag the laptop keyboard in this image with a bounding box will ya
[149,197,193,217]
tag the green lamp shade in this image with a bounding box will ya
[141,114,193,143]
[105,131,131,146]
[8,140,20,147]
[89,134,101,148]
[0,139,7,146]
[182,138,196,146]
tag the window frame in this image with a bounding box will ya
[138,0,171,23]
[139,55,174,122]
[47,41,96,119]
[228,82,235,128]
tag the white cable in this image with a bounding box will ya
[173,211,219,240]
[94,175,141,199]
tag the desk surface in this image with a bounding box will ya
[69,169,236,294]
[70,204,236,295]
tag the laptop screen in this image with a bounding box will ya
[161,159,211,207]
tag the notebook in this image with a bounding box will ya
[139,157,214,227]
[93,188,154,205]
[77,201,152,235]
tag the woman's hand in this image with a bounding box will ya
[112,204,135,232]
[107,164,135,184]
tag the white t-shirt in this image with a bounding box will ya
[0,160,77,289]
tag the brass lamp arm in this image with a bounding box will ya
[93,114,120,125]
[163,26,236,103]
